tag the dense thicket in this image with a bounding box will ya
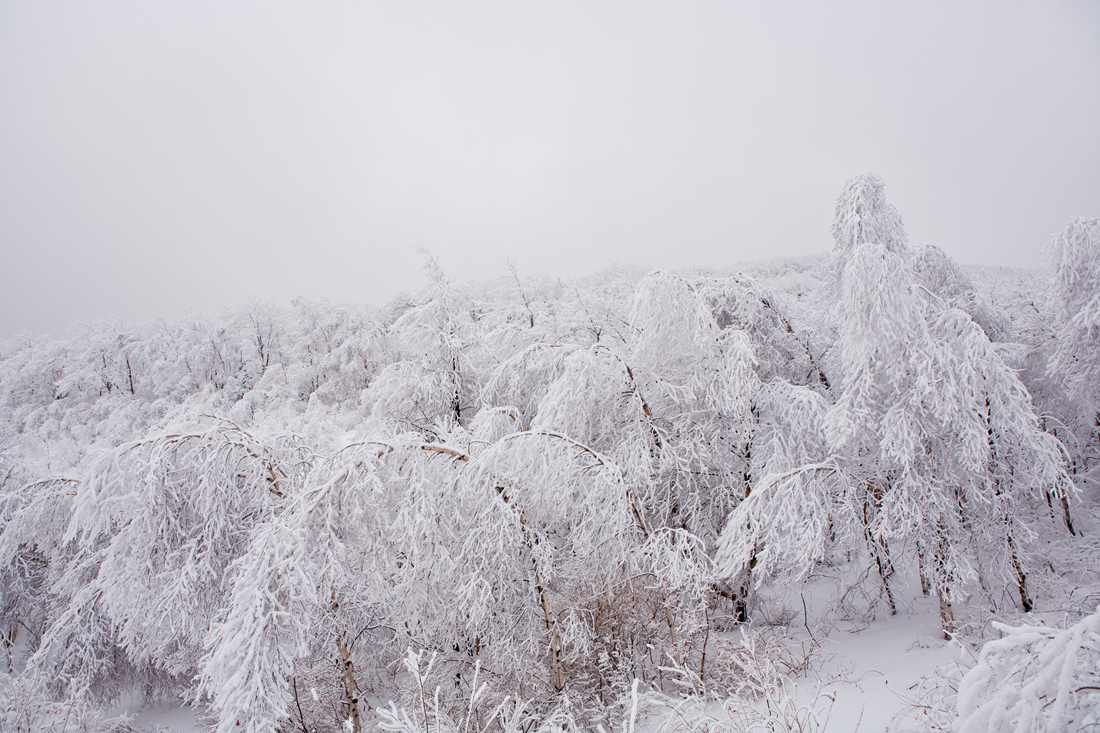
[1,176,1096,732]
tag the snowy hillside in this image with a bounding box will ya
[2,177,1098,732]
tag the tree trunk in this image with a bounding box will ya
[1061,494,1076,536]
[863,524,896,615]
[862,481,896,615]
[937,586,954,641]
[331,599,362,733]
[1007,534,1033,613]
[497,484,566,690]
[917,542,931,597]
[535,568,566,692]
[3,623,15,674]
[734,551,757,624]
[934,520,954,640]
[872,535,897,616]
[734,438,756,623]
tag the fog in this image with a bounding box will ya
[1,1,1097,338]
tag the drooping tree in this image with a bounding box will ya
[719,176,1074,637]
[718,174,916,616]
[25,418,298,702]
[631,270,840,624]
[366,257,482,435]
[909,242,1010,343]
[833,179,1076,628]
[1048,217,1100,403]
[1047,217,1100,503]
[830,172,908,264]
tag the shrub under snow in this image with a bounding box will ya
[955,608,1100,732]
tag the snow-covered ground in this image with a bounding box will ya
[126,703,204,733]
[811,597,962,731]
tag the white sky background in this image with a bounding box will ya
[1,1,1097,339]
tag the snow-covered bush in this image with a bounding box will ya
[0,673,135,733]
[375,650,583,733]
[955,608,1100,732]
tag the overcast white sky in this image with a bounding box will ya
[1,1,1097,338]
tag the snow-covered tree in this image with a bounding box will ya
[366,257,482,434]
[719,177,1073,639]
[632,271,841,625]
[717,176,917,615]
[830,172,908,265]
[629,272,754,540]
[1048,217,1100,406]
[1047,217,1100,502]
[910,242,1009,342]
[824,197,1072,632]
[27,418,297,701]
